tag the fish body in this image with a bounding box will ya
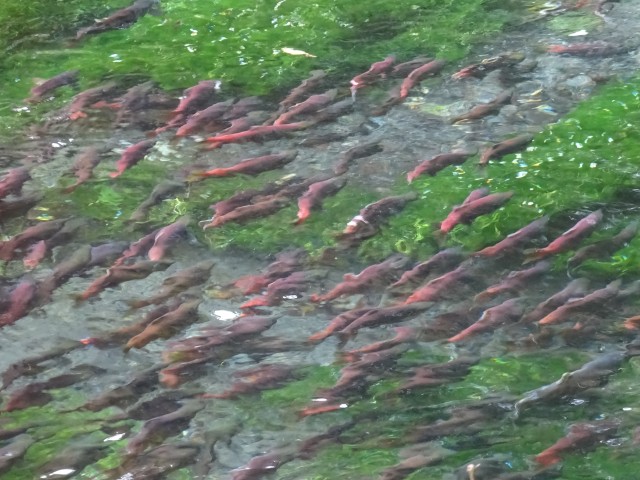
[333,139,383,175]
[0,278,37,326]
[110,139,156,178]
[295,176,347,224]
[547,41,623,56]
[66,82,117,120]
[390,247,467,289]
[79,260,168,300]
[404,264,472,304]
[197,150,298,178]
[451,52,524,80]
[27,70,78,102]
[279,70,327,112]
[522,278,590,323]
[528,210,603,261]
[311,254,407,302]
[76,0,158,39]
[175,98,234,136]
[0,218,67,260]
[172,80,221,116]
[399,59,446,99]
[350,55,396,98]
[343,192,418,235]
[535,421,619,466]
[440,191,513,234]
[538,279,621,325]
[148,216,190,261]
[125,299,201,351]
[568,220,638,268]
[205,120,314,145]
[339,302,431,335]
[0,167,30,199]
[64,146,102,192]
[448,298,524,342]
[450,89,513,123]
[391,56,434,76]
[478,134,534,166]
[129,179,185,221]
[407,152,471,182]
[308,307,374,342]
[202,197,290,229]
[474,261,551,304]
[474,216,549,257]
[273,89,337,125]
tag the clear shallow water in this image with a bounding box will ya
[2,1,640,479]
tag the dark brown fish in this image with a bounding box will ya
[195,150,298,178]
[310,254,408,302]
[231,448,297,480]
[0,278,37,326]
[0,167,30,199]
[63,146,102,193]
[109,138,156,178]
[295,176,347,225]
[538,279,621,325]
[66,82,118,120]
[350,55,396,99]
[202,196,290,229]
[474,261,551,304]
[222,96,264,121]
[125,298,202,351]
[112,81,155,124]
[205,120,315,145]
[0,218,67,260]
[148,216,190,261]
[450,89,513,123]
[0,434,35,474]
[451,52,524,80]
[474,216,549,257]
[129,179,185,222]
[547,41,625,56]
[568,220,638,268]
[78,260,169,301]
[528,210,603,261]
[399,59,446,99]
[240,270,323,309]
[125,400,203,455]
[273,89,337,125]
[27,70,79,102]
[342,192,418,235]
[406,152,471,183]
[76,0,159,40]
[308,307,375,343]
[338,302,431,336]
[440,190,513,234]
[204,111,271,149]
[175,98,235,136]
[404,264,474,304]
[521,278,590,323]
[333,139,384,175]
[448,298,524,342]
[233,249,307,295]
[201,364,294,399]
[390,247,467,289]
[478,134,534,166]
[535,420,619,466]
[128,259,214,309]
[172,80,221,116]
[391,56,434,76]
[278,70,327,114]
